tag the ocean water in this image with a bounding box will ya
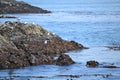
[0,0,120,80]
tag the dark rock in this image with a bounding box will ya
[56,54,75,66]
[0,21,84,69]
[86,60,99,67]
[0,0,51,14]
[103,65,118,68]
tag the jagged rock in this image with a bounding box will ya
[0,21,84,69]
[0,0,51,14]
[86,60,99,67]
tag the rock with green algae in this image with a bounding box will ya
[0,21,84,69]
[0,0,51,14]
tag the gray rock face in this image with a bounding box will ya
[0,21,84,69]
[0,0,51,14]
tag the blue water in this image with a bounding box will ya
[2,0,120,46]
[0,0,120,80]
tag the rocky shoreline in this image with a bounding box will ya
[0,0,51,14]
[0,21,84,69]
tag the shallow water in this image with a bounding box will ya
[0,0,120,80]
[0,47,120,80]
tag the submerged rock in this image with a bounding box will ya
[107,46,120,50]
[0,21,84,69]
[0,0,51,14]
[103,65,118,68]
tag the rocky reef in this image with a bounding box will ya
[0,21,84,69]
[0,0,51,14]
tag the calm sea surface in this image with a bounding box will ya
[0,0,120,80]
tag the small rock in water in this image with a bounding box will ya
[56,54,75,66]
[86,60,99,67]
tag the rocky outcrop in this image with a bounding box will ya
[0,0,51,14]
[0,21,84,69]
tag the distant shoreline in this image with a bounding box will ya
[0,0,51,14]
